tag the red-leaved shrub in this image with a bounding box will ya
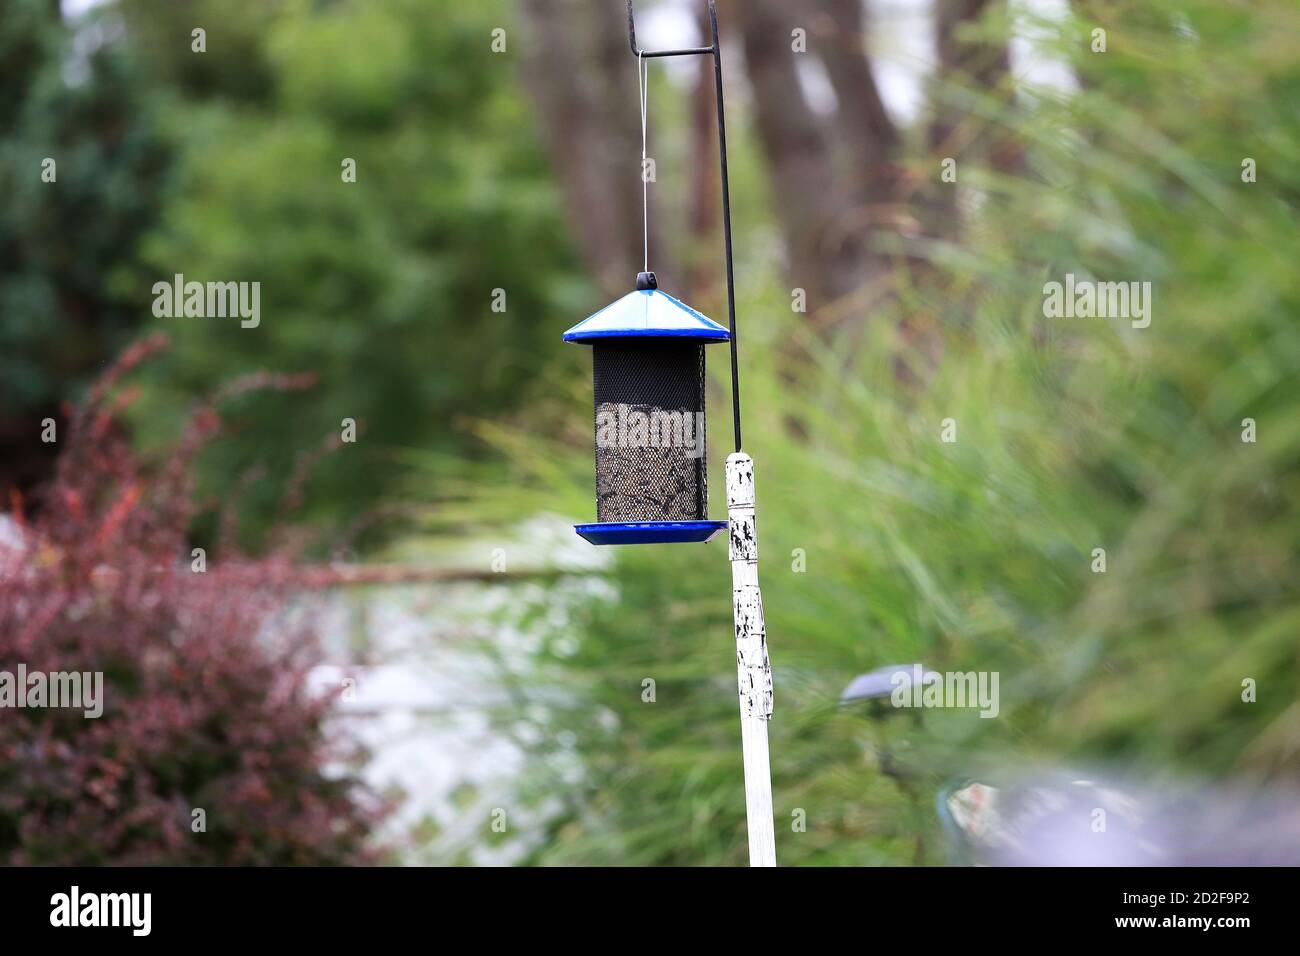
[0,336,384,864]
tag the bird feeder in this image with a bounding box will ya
[560,0,777,867]
[564,271,730,546]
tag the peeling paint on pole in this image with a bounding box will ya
[727,452,773,719]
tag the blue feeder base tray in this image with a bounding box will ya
[575,520,727,546]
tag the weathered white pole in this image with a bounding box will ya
[726,452,776,866]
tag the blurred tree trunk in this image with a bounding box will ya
[517,0,671,296]
[929,0,1022,230]
[904,1,1020,376]
[737,0,869,325]
[815,0,904,232]
[738,0,913,335]
[814,0,920,329]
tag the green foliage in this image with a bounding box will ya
[128,0,587,537]
[0,0,170,478]
[431,0,1300,865]
[117,0,279,105]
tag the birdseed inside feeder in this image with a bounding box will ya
[563,271,730,545]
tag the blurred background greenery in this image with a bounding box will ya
[1,0,1297,865]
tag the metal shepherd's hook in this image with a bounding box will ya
[625,0,776,868]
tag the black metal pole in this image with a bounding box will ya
[626,0,742,454]
[708,2,743,454]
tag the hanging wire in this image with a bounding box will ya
[628,2,741,453]
[638,50,649,272]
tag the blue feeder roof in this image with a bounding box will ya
[563,288,730,344]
